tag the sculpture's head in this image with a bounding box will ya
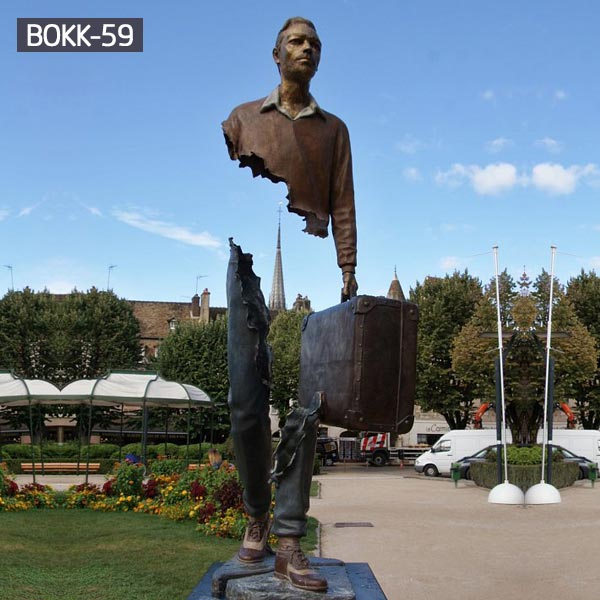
[273,17,321,83]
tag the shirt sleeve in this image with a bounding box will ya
[330,120,357,271]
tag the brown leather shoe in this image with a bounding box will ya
[274,536,327,593]
[238,515,270,563]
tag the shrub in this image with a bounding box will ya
[112,443,143,459]
[65,483,102,508]
[472,461,578,491]
[113,462,144,497]
[149,459,187,477]
[149,443,181,458]
[0,464,18,497]
[85,444,120,459]
[2,444,40,458]
[488,445,563,466]
[42,443,79,458]
[18,483,58,508]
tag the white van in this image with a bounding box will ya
[414,429,512,477]
[539,429,600,467]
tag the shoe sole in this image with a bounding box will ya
[237,553,267,564]
[274,571,327,593]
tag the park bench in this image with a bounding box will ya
[21,462,101,473]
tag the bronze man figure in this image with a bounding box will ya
[223,17,358,593]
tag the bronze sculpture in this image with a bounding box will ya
[223,17,358,593]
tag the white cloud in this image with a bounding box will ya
[0,209,9,221]
[530,163,598,195]
[403,167,421,182]
[471,163,518,195]
[535,137,562,153]
[395,135,425,155]
[554,89,567,101]
[435,163,469,189]
[83,204,103,217]
[486,137,513,153]
[113,209,222,249]
[436,161,599,196]
[18,203,41,217]
[481,89,495,101]
[440,256,461,270]
[435,163,518,195]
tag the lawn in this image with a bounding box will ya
[0,509,239,600]
[0,509,319,600]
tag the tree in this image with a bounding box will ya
[0,288,141,386]
[452,270,517,406]
[0,288,142,441]
[566,270,600,427]
[409,271,484,429]
[268,309,307,425]
[453,271,597,442]
[156,317,230,442]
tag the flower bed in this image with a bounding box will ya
[0,464,57,511]
[1,458,257,541]
[64,460,253,540]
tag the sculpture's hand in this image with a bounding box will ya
[341,272,358,303]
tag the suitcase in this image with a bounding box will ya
[298,295,418,433]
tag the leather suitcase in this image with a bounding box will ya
[298,295,418,433]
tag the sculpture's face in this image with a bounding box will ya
[273,22,321,82]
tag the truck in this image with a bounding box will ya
[359,432,428,466]
[414,429,513,477]
[540,429,600,467]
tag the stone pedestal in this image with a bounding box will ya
[186,556,387,600]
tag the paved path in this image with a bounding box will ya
[13,473,106,491]
[311,465,600,600]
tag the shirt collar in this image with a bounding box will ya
[260,86,325,121]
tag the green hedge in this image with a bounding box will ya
[471,462,579,491]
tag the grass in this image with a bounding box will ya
[0,509,238,600]
[0,510,319,600]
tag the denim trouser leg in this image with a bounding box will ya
[227,239,316,536]
[227,240,272,518]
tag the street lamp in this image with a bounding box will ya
[3,265,13,290]
[107,265,117,290]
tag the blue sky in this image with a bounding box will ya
[1,1,599,310]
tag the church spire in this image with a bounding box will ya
[387,266,406,301]
[269,204,286,311]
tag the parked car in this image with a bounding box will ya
[453,446,496,480]
[552,445,597,479]
[453,444,597,480]
[316,437,339,466]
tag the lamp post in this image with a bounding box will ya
[3,265,13,290]
[107,265,117,291]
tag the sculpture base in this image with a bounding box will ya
[186,556,387,600]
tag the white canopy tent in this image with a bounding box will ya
[60,371,212,407]
[0,371,62,405]
[0,371,213,482]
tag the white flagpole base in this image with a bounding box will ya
[524,481,561,504]
[488,481,525,504]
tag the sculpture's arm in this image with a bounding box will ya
[330,120,358,301]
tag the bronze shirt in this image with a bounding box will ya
[222,91,357,272]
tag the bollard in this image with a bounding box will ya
[451,463,461,488]
[589,464,597,488]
